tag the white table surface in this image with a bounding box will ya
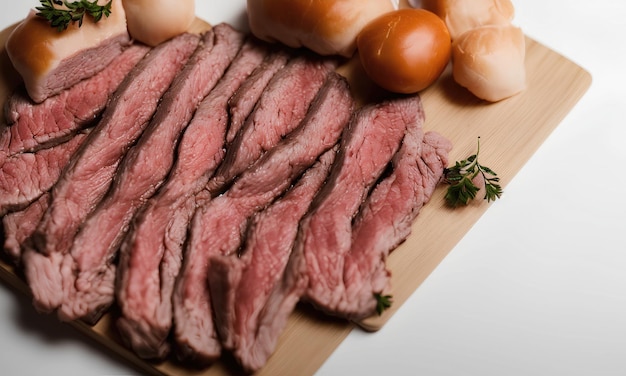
[1,1,625,375]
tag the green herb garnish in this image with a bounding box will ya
[444,137,503,207]
[35,0,113,32]
[374,293,393,316]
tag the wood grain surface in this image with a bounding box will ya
[0,13,591,376]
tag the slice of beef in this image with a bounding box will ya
[1,44,150,161]
[207,53,336,193]
[173,194,248,364]
[290,96,415,316]
[338,98,452,320]
[173,72,354,365]
[116,37,269,360]
[8,17,131,104]
[225,48,290,143]
[56,25,244,323]
[22,33,200,315]
[209,147,336,373]
[3,193,49,263]
[0,131,89,216]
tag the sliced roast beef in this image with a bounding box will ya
[225,48,290,143]
[207,53,336,193]
[55,25,244,323]
[3,193,48,263]
[1,44,150,162]
[116,37,270,360]
[337,98,452,320]
[22,33,200,315]
[6,1,130,104]
[0,131,89,216]
[173,194,248,364]
[289,96,415,316]
[39,31,131,100]
[209,147,336,373]
[173,72,354,364]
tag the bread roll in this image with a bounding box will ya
[122,0,195,47]
[451,24,526,102]
[420,0,514,40]
[246,0,397,57]
[5,0,129,103]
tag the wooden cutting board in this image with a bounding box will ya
[0,14,591,376]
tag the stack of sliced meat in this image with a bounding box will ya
[0,22,452,373]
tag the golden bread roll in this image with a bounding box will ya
[246,0,397,57]
[421,0,514,40]
[5,0,129,103]
[122,0,195,47]
[451,24,526,102]
[356,8,451,93]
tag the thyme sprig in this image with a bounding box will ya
[36,0,113,32]
[444,137,502,207]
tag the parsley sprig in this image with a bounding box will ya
[444,137,502,207]
[374,293,393,316]
[36,0,113,32]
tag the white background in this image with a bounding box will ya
[1,1,625,375]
